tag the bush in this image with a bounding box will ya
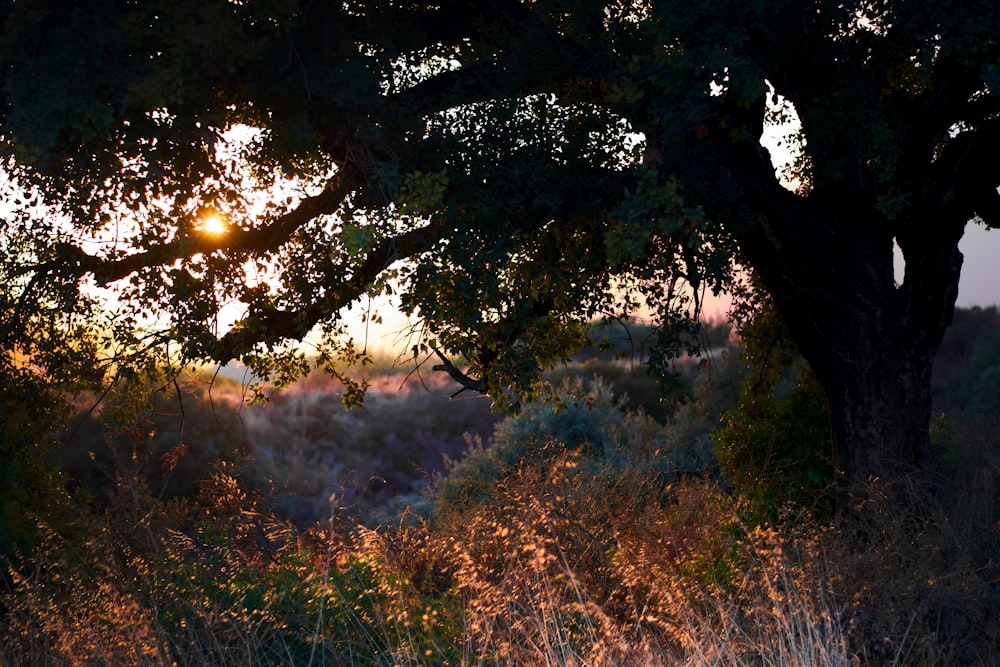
[56,375,251,508]
[713,296,835,520]
[546,358,681,422]
[2,429,463,667]
[432,378,681,516]
[0,364,75,563]
[956,330,1000,421]
[713,371,834,518]
[4,367,998,666]
[241,373,499,523]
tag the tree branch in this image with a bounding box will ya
[212,216,449,360]
[390,27,603,115]
[431,347,488,394]
[345,0,529,61]
[60,177,354,287]
[931,118,1000,227]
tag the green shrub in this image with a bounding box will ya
[546,358,680,422]
[0,364,74,563]
[432,378,674,515]
[956,330,1000,421]
[714,295,835,520]
[713,372,834,518]
[661,347,745,471]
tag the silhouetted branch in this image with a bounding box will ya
[431,347,488,395]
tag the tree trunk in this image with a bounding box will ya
[696,101,971,510]
[762,270,954,510]
[807,311,936,498]
[729,166,965,506]
[750,213,965,508]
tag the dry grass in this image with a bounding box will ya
[3,402,998,666]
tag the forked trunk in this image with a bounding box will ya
[710,108,969,510]
[736,195,964,509]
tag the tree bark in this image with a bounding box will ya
[717,131,966,506]
[751,213,962,505]
[805,298,939,495]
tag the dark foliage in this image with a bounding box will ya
[714,298,835,519]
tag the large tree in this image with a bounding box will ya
[1,0,997,498]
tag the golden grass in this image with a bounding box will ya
[2,430,997,666]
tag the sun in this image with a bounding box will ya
[199,210,228,235]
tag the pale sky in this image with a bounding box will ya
[956,222,1000,307]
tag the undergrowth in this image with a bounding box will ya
[2,377,998,666]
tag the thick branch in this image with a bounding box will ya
[930,118,1000,227]
[410,0,528,52]
[347,0,529,60]
[431,347,488,394]
[212,216,449,361]
[391,29,603,115]
[62,178,353,287]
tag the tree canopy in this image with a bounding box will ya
[2,0,998,496]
